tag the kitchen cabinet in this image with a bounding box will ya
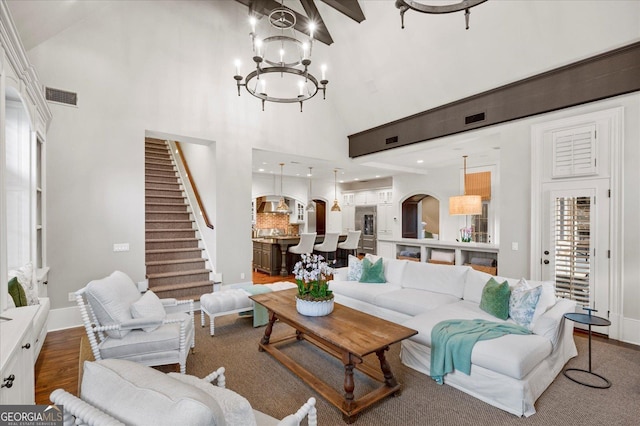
[341,205,355,233]
[377,203,394,236]
[378,189,393,204]
[252,241,282,276]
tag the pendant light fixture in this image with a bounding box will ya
[306,167,315,212]
[330,169,341,212]
[276,162,289,213]
[449,155,482,215]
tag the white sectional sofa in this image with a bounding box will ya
[329,256,577,417]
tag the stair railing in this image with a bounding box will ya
[172,141,214,229]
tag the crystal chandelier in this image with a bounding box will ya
[233,2,328,112]
[395,0,488,30]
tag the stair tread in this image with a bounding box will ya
[147,269,211,279]
[146,211,190,215]
[146,186,182,191]
[148,281,214,293]
[146,258,206,266]
[146,220,193,223]
[145,195,185,200]
[146,202,189,206]
[146,248,204,254]
[146,228,195,232]
[146,237,198,242]
[145,178,181,184]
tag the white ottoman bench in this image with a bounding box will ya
[200,282,296,336]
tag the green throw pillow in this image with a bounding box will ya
[8,276,28,307]
[359,258,386,283]
[479,278,511,320]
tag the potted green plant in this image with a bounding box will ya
[293,253,335,316]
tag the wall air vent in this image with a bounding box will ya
[45,87,78,106]
[465,112,485,125]
[386,136,399,144]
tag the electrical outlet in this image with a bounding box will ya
[113,243,130,252]
[240,273,245,280]
[68,292,76,302]
[512,242,519,251]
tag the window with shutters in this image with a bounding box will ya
[554,196,591,306]
[552,125,597,178]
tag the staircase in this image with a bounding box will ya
[145,138,214,300]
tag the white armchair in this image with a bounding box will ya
[50,359,318,426]
[75,271,195,374]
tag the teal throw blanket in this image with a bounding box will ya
[430,319,531,385]
[242,285,272,327]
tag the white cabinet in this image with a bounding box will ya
[377,203,394,236]
[289,201,305,224]
[378,189,393,204]
[342,193,355,206]
[377,241,395,259]
[341,205,355,233]
[0,308,36,404]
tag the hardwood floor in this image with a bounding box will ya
[34,271,294,404]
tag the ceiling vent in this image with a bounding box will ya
[45,87,78,106]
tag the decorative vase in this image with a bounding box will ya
[295,296,334,317]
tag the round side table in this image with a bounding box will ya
[563,308,611,389]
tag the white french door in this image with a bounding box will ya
[540,179,610,328]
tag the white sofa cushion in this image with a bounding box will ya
[373,289,460,317]
[403,301,552,379]
[462,269,494,303]
[99,312,193,359]
[401,261,469,298]
[364,254,408,286]
[169,372,257,426]
[81,359,226,426]
[329,280,400,305]
[85,271,142,338]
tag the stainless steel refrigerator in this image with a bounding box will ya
[355,206,376,255]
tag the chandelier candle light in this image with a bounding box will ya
[234,2,328,112]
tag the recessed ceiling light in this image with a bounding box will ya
[375,175,381,178]
[262,161,267,165]
[417,160,424,164]
[354,178,359,181]
[339,180,344,183]
[258,168,264,172]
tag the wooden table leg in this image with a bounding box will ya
[259,311,277,351]
[376,346,398,389]
[278,241,289,276]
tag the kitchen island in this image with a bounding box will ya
[252,234,347,276]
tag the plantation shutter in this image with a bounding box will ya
[553,195,591,307]
[552,125,596,178]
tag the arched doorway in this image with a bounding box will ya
[402,194,439,239]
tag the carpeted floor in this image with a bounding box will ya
[187,313,639,426]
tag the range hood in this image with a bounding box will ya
[256,196,291,214]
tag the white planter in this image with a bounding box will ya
[295,296,334,317]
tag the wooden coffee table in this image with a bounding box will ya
[249,289,418,423]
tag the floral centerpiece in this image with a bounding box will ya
[293,253,335,316]
[460,226,473,243]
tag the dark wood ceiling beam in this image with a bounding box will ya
[319,0,365,23]
[299,0,333,45]
[233,0,333,45]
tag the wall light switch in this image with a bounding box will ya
[511,242,519,251]
[68,292,76,302]
[113,243,130,252]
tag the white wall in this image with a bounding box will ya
[26,1,349,308]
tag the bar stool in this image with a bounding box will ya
[313,233,340,262]
[288,233,317,256]
[337,230,361,257]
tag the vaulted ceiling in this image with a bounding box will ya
[6,1,640,181]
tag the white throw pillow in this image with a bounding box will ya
[347,255,363,281]
[130,290,166,332]
[523,279,557,327]
[509,279,542,329]
[85,271,142,339]
[9,263,39,306]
